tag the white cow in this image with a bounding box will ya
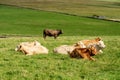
[53,45,76,54]
[15,41,48,55]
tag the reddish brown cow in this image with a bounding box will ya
[43,29,63,39]
[69,45,97,61]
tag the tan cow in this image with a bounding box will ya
[75,37,106,53]
[15,41,48,55]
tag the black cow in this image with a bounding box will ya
[43,29,63,39]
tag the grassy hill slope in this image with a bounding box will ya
[0,0,120,18]
[98,0,120,2]
[0,5,120,37]
[0,5,120,80]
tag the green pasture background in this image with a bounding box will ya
[0,0,120,18]
[0,2,120,80]
[0,5,120,37]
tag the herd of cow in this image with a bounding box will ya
[15,29,106,61]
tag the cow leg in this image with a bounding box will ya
[99,50,103,53]
[54,35,57,39]
[82,54,95,61]
[87,54,96,61]
[89,57,96,61]
[82,54,90,60]
[43,34,46,39]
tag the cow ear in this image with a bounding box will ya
[95,37,101,41]
[74,43,79,46]
[19,45,22,49]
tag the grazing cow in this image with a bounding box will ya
[53,45,76,54]
[15,41,48,55]
[43,29,63,39]
[75,37,106,53]
[69,45,98,61]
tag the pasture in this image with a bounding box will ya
[0,5,120,36]
[0,0,120,18]
[0,5,120,80]
[98,0,120,2]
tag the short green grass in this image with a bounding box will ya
[98,0,120,2]
[0,5,120,37]
[0,5,120,80]
[0,36,120,80]
[0,0,120,18]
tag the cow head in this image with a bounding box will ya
[95,37,105,48]
[95,37,101,41]
[97,40,106,48]
[58,30,63,34]
[15,45,22,51]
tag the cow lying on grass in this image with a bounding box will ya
[43,29,63,39]
[15,41,48,55]
[53,45,76,54]
[69,45,98,61]
[16,41,41,47]
[75,37,106,53]
[53,37,105,57]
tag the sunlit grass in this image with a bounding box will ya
[0,0,120,18]
[0,5,120,37]
[0,36,120,80]
[97,0,120,2]
[0,5,120,80]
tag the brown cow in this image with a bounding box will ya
[69,45,97,61]
[43,29,63,39]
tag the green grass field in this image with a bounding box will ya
[0,36,120,80]
[0,4,120,80]
[98,0,120,2]
[0,0,120,18]
[0,5,120,37]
